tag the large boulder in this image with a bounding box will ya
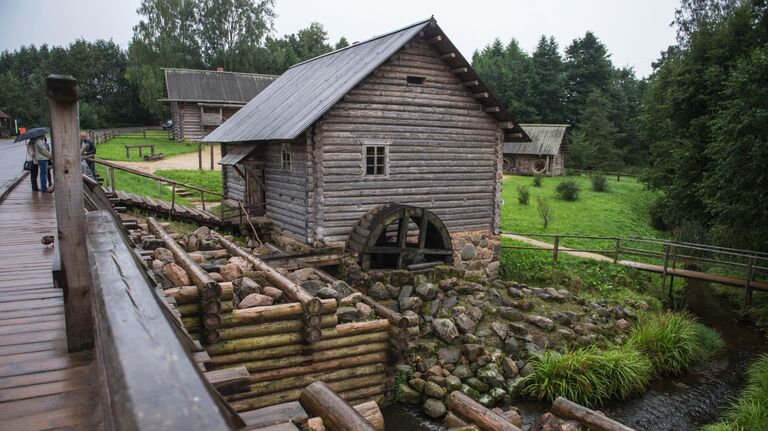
[422,398,447,418]
[238,293,273,309]
[527,315,555,332]
[477,363,505,389]
[424,381,446,399]
[367,282,390,300]
[261,286,283,301]
[433,318,459,343]
[416,282,438,300]
[153,247,175,264]
[163,263,190,287]
[336,306,359,323]
[397,383,421,404]
[219,263,243,281]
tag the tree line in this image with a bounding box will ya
[472,33,646,170]
[0,0,344,129]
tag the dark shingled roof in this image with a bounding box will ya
[163,69,277,104]
[203,18,527,143]
[504,124,569,156]
[0,110,9,119]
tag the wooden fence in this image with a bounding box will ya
[89,126,169,145]
[501,232,768,308]
[565,169,640,181]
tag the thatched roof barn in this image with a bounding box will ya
[203,18,529,274]
[161,68,277,141]
[503,124,569,175]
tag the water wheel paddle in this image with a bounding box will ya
[347,204,453,270]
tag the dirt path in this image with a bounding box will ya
[502,233,615,262]
[113,144,222,174]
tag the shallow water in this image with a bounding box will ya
[383,280,766,430]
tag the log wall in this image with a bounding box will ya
[262,137,309,242]
[174,103,241,142]
[315,37,502,244]
[506,152,565,176]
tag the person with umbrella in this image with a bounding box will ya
[16,127,49,192]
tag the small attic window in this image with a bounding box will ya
[406,75,426,85]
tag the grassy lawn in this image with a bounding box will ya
[95,135,210,161]
[500,174,666,250]
[155,169,223,194]
[96,165,191,206]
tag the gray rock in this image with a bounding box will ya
[453,365,473,380]
[454,313,476,335]
[261,286,283,300]
[507,287,524,299]
[446,375,462,391]
[332,280,354,297]
[336,306,359,323]
[400,296,423,312]
[519,363,534,377]
[422,398,447,419]
[485,261,501,277]
[551,312,572,326]
[356,301,373,318]
[442,295,458,309]
[238,277,261,297]
[504,337,520,355]
[525,342,544,357]
[386,284,401,299]
[367,282,389,300]
[527,315,555,331]
[339,292,363,306]
[491,322,509,340]
[421,300,440,317]
[153,247,174,264]
[424,381,446,398]
[238,293,273,309]
[505,377,525,397]
[465,377,489,393]
[509,323,528,336]
[397,383,421,404]
[416,282,438,300]
[462,344,483,362]
[467,305,484,322]
[433,318,459,343]
[477,363,505,388]
[301,280,325,295]
[616,319,631,331]
[437,347,461,364]
[502,357,519,378]
[316,287,340,300]
[498,306,524,321]
[460,244,476,261]
[595,306,611,317]
[409,377,426,393]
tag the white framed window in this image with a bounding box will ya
[281,143,292,172]
[363,142,389,177]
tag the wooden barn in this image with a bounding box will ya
[162,68,277,141]
[0,110,9,137]
[503,124,569,176]
[203,18,530,273]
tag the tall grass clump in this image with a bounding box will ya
[627,312,723,375]
[532,174,543,187]
[517,185,530,204]
[556,180,580,201]
[591,173,609,192]
[701,355,768,431]
[523,346,652,407]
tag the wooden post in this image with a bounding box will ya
[143,128,146,139]
[198,142,203,171]
[552,235,560,264]
[210,144,215,170]
[299,382,377,431]
[47,74,94,352]
[614,238,621,263]
[446,391,522,431]
[171,184,177,215]
[110,167,116,191]
[661,244,670,303]
[617,172,621,181]
[156,179,161,198]
[125,146,129,158]
[553,397,635,431]
[744,256,755,310]
[201,191,206,211]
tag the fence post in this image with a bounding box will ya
[661,244,670,303]
[614,238,620,263]
[198,142,203,172]
[210,144,215,171]
[744,256,755,310]
[201,191,206,211]
[143,128,146,139]
[47,75,94,352]
[617,172,621,182]
[552,235,560,264]
[171,184,176,216]
[110,166,117,191]
[156,180,161,198]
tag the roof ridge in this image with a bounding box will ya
[162,67,278,78]
[288,17,434,70]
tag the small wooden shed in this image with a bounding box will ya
[203,18,529,273]
[162,68,277,141]
[503,124,569,176]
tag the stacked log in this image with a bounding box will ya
[299,382,377,431]
[445,391,523,431]
[148,217,222,343]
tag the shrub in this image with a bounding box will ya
[692,323,725,360]
[532,174,543,187]
[591,173,609,192]
[627,312,722,375]
[523,346,652,406]
[556,180,580,201]
[536,197,551,229]
[701,355,768,431]
[517,185,530,204]
[649,198,670,231]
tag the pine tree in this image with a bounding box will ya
[530,36,566,124]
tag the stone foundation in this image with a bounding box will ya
[450,231,500,278]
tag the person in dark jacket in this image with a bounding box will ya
[80,131,96,177]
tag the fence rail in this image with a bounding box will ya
[88,126,169,145]
[501,231,768,309]
[565,169,640,181]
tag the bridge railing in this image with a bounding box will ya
[500,231,768,307]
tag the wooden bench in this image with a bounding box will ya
[124,143,156,158]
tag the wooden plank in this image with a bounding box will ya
[0,340,66,357]
[0,365,89,390]
[48,75,94,352]
[4,402,96,430]
[0,376,91,402]
[0,329,65,347]
[0,387,95,419]
[240,401,308,428]
[0,352,91,378]
[0,319,63,335]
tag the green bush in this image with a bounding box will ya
[536,197,552,229]
[701,355,768,431]
[692,323,725,361]
[556,180,580,201]
[517,185,530,204]
[626,312,722,375]
[649,197,670,231]
[523,346,652,406]
[591,173,609,192]
[532,174,543,187]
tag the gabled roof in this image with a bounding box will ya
[504,124,569,156]
[0,110,9,119]
[162,69,277,104]
[203,18,527,143]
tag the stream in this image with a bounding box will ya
[382,279,767,430]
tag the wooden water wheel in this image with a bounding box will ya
[347,204,453,270]
[502,156,514,173]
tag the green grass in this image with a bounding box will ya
[701,355,768,431]
[501,174,665,250]
[96,165,191,206]
[155,169,223,201]
[523,345,653,406]
[95,135,211,161]
[627,311,724,375]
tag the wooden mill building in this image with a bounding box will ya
[503,124,568,176]
[204,18,529,271]
[162,68,277,141]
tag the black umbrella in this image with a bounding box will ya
[14,127,50,143]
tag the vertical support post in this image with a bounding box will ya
[617,172,621,181]
[171,184,177,215]
[552,235,560,264]
[47,75,94,352]
[198,142,203,172]
[125,146,129,158]
[661,244,670,304]
[143,128,146,139]
[210,144,215,171]
[110,166,116,191]
[201,191,206,211]
[614,238,621,263]
[156,179,161,198]
[744,256,755,310]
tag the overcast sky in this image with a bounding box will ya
[0,0,679,77]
